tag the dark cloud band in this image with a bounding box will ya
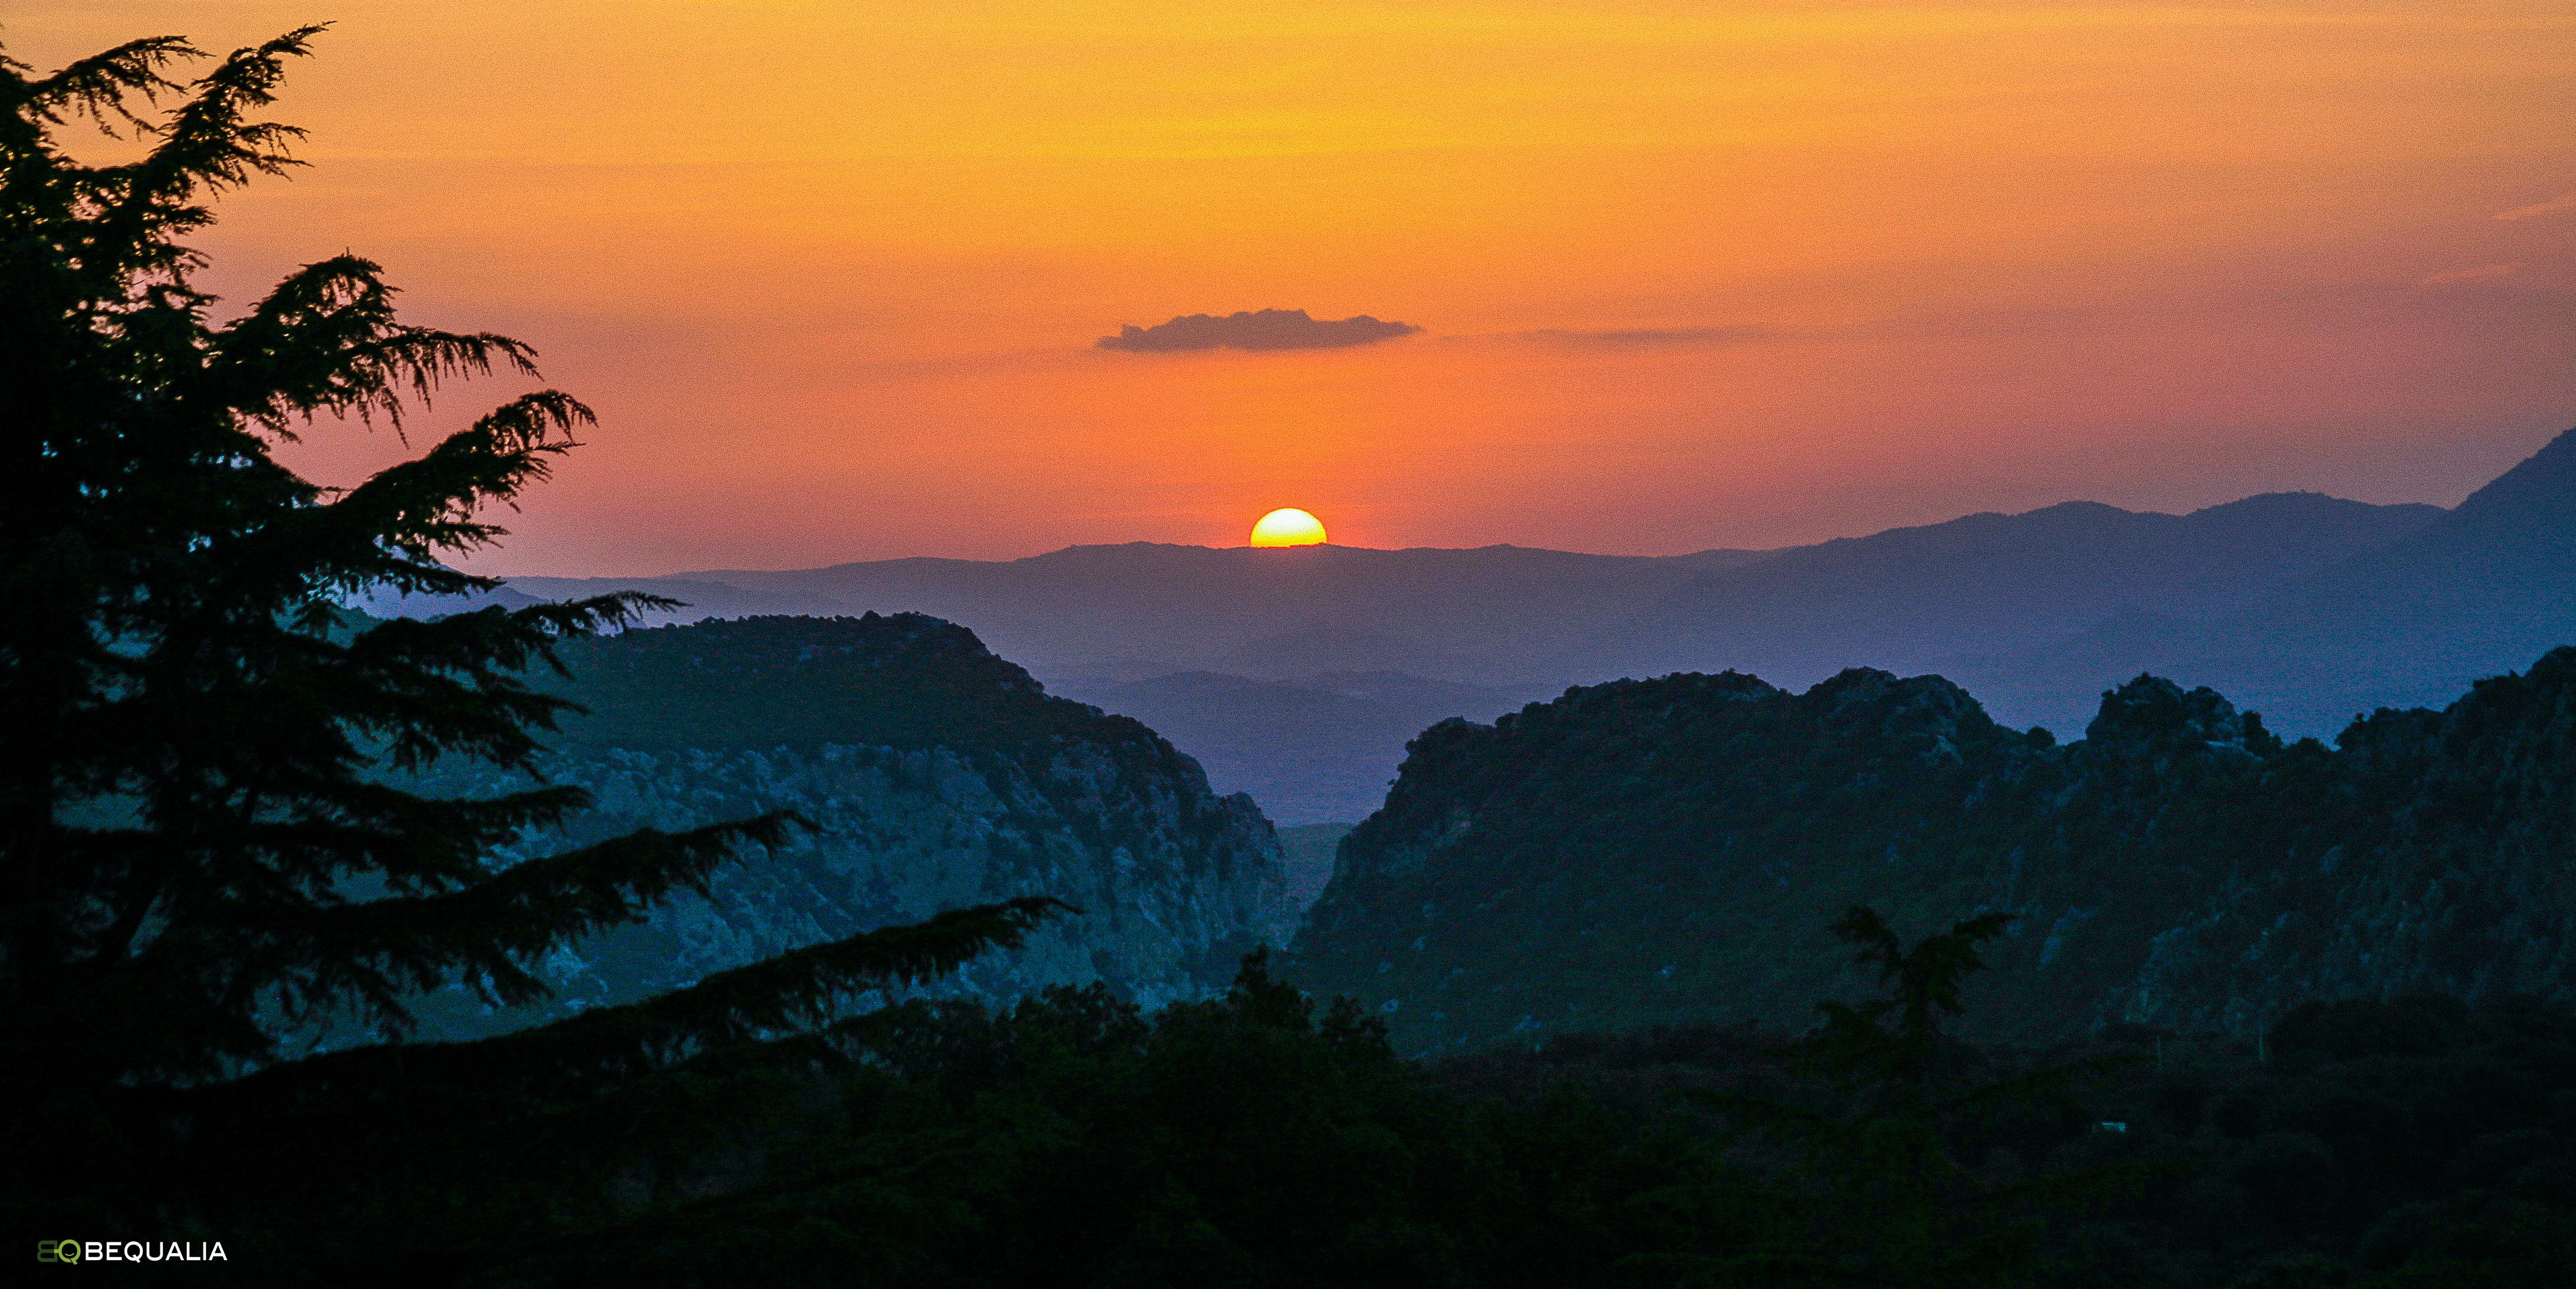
[1099,308,1421,352]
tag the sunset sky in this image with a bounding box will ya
[13,2,2574,573]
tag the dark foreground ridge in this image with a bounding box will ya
[86,948,2576,1285]
[1289,646,2576,1054]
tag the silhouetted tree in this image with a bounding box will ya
[1625,908,2098,1287]
[0,24,1065,1221]
[1813,905,2018,1089]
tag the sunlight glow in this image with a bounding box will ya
[21,0,2562,569]
[1249,508,1328,547]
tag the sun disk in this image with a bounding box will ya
[1249,508,1328,547]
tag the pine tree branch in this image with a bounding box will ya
[9,36,196,134]
[133,27,321,200]
[341,596,666,679]
[215,813,811,1020]
[323,599,673,773]
[209,255,541,438]
[213,897,1076,1105]
[603,894,1079,1049]
[51,781,600,917]
[298,391,596,567]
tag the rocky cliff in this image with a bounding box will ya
[1286,647,2576,1054]
[412,614,1292,1038]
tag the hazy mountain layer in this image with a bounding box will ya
[375,426,2571,825]
[1606,491,2442,699]
[1975,425,2576,733]
[484,484,2451,705]
[406,614,1293,1039]
[1286,647,2576,1055]
[502,543,1767,684]
[1052,670,1538,823]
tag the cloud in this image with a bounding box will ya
[2420,262,2521,286]
[1096,308,1420,353]
[2496,193,2576,221]
[1520,324,1778,347]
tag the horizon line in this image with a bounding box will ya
[469,485,2431,584]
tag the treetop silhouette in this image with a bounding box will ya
[0,25,1061,1115]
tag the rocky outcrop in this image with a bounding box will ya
[1286,648,2576,1054]
[412,614,1292,1039]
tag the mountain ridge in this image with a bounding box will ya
[403,613,1296,1039]
[1976,425,2576,731]
[373,425,2572,822]
[1285,644,2576,1055]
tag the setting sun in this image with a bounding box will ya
[1248,508,1328,548]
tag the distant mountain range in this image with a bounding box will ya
[476,543,1772,685]
[370,425,2576,823]
[1601,492,2442,700]
[1967,425,2576,733]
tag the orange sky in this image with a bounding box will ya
[13,2,2574,572]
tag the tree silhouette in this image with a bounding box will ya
[1627,908,2112,1287]
[1811,905,2018,1089]
[0,24,1064,1188]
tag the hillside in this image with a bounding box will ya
[1286,646,2576,1054]
[405,614,1294,1037]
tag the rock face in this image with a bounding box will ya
[1286,648,2576,1054]
[416,614,1292,1037]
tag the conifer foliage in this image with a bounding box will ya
[0,22,1060,1137]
